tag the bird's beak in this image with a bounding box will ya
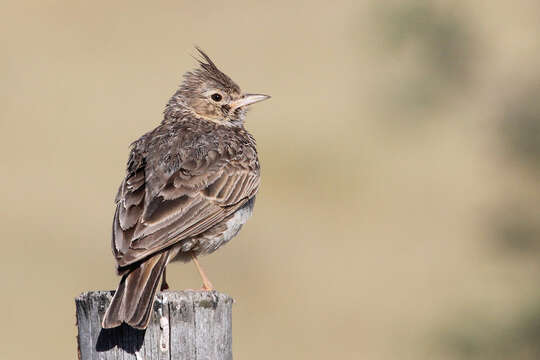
[230,93,271,110]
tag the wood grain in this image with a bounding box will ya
[76,290,233,360]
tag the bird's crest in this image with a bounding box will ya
[192,47,240,92]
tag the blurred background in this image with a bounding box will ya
[1,1,539,359]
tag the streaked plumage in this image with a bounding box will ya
[102,48,269,329]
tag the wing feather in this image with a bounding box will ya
[112,145,259,269]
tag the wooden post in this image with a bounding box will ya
[75,290,233,360]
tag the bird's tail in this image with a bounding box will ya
[102,251,170,329]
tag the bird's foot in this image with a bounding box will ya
[178,287,214,292]
[160,280,170,291]
[160,268,170,291]
[201,279,214,292]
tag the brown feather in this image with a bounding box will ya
[111,120,259,267]
[102,250,171,329]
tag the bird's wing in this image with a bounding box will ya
[112,146,260,269]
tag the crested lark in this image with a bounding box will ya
[102,48,269,329]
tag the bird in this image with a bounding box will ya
[102,48,269,329]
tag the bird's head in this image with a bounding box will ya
[165,48,270,126]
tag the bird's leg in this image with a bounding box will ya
[191,254,214,291]
[160,267,169,291]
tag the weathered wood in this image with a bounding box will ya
[76,290,233,360]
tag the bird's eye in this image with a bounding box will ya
[211,93,222,102]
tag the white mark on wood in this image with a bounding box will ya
[158,298,169,353]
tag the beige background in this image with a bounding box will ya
[2,1,540,359]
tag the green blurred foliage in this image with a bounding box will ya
[374,1,476,113]
[442,303,540,360]
[500,83,540,173]
[493,206,540,254]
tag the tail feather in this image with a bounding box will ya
[102,251,169,329]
